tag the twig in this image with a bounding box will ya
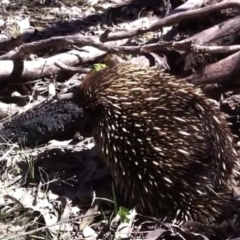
[191,45,240,54]
[4,212,101,240]
[141,40,193,52]
[55,61,91,73]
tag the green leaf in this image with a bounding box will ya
[92,63,107,71]
[118,207,130,223]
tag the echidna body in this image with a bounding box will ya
[74,63,239,224]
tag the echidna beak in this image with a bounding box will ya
[56,90,83,108]
[56,92,74,101]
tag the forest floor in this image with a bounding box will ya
[1,0,240,239]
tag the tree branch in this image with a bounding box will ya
[185,50,240,85]
[100,0,240,42]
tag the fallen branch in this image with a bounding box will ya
[0,0,208,60]
[163,0,209,41]
[3,28,240,82]
[142,14,240,53]
[181,15,240,46]
[0,34,128,61]
[167,0,209,16]
[191,45,240,54]
[55,61,91,73]
[4,39,240,83]
[1,1,238,62]
[0,49,95,81]
[0,44,126,82]
[142,42,240,54]
[141,40,192,52]
[0,1,238,84]
[100,0,240,42]
[185,50,240,85]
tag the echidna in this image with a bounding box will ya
[72,62,240,224]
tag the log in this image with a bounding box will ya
[177,15,240,70]
[185,50,240,85]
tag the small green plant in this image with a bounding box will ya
[19,149,35,182]
[118,207,130,223]
[111,183,130,223]
[92,63,107,71]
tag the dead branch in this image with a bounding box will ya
[163,0,209,41]
[100,0,240,42]
[0,1,239,85]
[0,35,126,61]
[0,0,207,56]
[142,14,240,54]
[181,15,240,46]
[142,42,240,54]
[163,14,240,68]
[0,0,208,60]
[54,61,91,73]
[0,34,131,61]
[0,39,129,82]
[1,0,238,62]
[3,37,240,83]
[0,48,102,82]
[185,50,240,85]
[2,11,240,83]
[168,0,209,16]
[141,40,192,52]
[191,45,240,54]
[0,0,208,55]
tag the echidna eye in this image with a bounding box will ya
[91,104,104,119]
[82,103,104,120]
[79,103,104,137]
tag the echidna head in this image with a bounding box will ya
[73,71,106,138]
